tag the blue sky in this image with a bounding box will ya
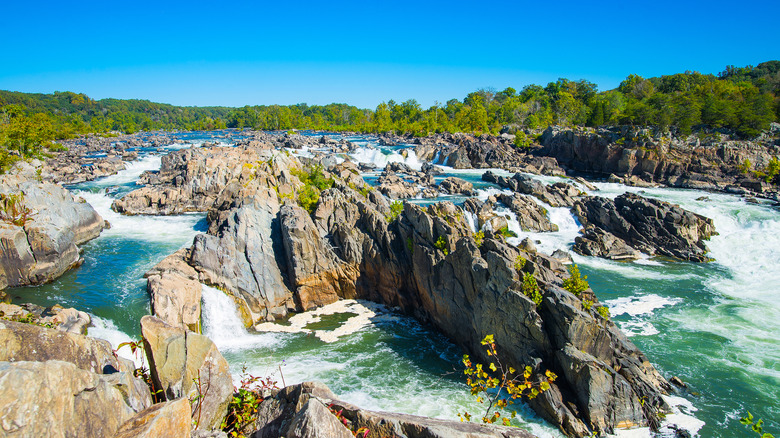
[2,0,778,109]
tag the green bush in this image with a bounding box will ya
[562,264,589,297]
[597,306,610,320]
[522,273,542,306]
[434,235,449,255]
[386,200,403,222]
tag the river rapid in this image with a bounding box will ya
[8,130,779,437]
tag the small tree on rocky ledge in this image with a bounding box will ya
[459,335,557,426]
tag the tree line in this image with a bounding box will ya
[2,61,779,172]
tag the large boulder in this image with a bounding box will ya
[572,193,716,261]
[572,226,641,261]
[0,165,105,288]
[140,315,233,431]
[253,381,535,438]
[497,193,559,232]
[0,319,132,374]
[278,205,359,310]
[483,171,579,207]
[114,397,192,438]
[145,248,202,331]
[0,360,151,438]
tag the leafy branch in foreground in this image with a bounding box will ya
[741,412,775,438]
[459,334,557,426]
[221,365,279,438]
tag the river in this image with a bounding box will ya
[8,130,778,437]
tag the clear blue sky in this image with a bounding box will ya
[2,0,778,109]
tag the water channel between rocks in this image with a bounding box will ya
[9,131,779,438]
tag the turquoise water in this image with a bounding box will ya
[7,131,779,437]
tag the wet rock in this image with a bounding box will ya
[497,193,559,232]
[483,171,579,207]
[572,226,642,261]
[572,193,716,262]
[141,315,233,431]
[551,249,573,264]
[439,176,474,195]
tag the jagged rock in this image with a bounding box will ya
[115,397,192,438]
[279,205,359,311]
[190,193,294,324]
[0,360,151,437]
[483,171,579,207]
[0,319,133,374]
[572,193,716,261]
[572,227,642,261]
[141,315,233,431]
[438,176,474,195]
[551,249,573,264]
[376,173,418,199]
[112,146,285,215]
[145,248,202,331]
[0,165,105,289]
[497,193,559,232]
[538,125,780,192]
[0,303,90,334]
[253,382,535,438]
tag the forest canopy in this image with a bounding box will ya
[2,60,778,171]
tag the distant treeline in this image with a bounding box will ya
[1,61,779,171]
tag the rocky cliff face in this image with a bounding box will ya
[119,142,675,436]
[0,162,105,290]
[538,125,780,196]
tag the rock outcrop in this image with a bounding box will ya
[572,227,642,261]
[538,125,780,194]
[482,171,581,207]
[0,162,105,289]
[253,381,535,438]
[114,397,192,438]
[112,145,277,215]
[0,360,152,438]
[572,193,716,261]
[0,319,132,374]
[0,318,152,437]
[496,193,558,232]
[141,315,233,431]
[144,248,202,331]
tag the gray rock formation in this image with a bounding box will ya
[482,171,580,207]
[252,381,535,438]
[145,248,203,331]
[572,193,716,261]
[573,227,642,261]
[141,315,233,431]
[497,193,559,232]
[439,176,475,195]
[0,163,105,289]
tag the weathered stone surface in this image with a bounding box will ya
[141,315,233,431]
[112,146,279,215]
[483,171,579,207]
[114,397,192,438]
[0,319,130,374]
[252,381,535,438]
[439,176,474,195]
[145,248,202,331]
[572,193,716,261]
[572,227,642,261]
[497,193,559,232]
[0,164,105,288]
[190,196,294,324]
[0,360,151,437]
[279,205,358,311]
